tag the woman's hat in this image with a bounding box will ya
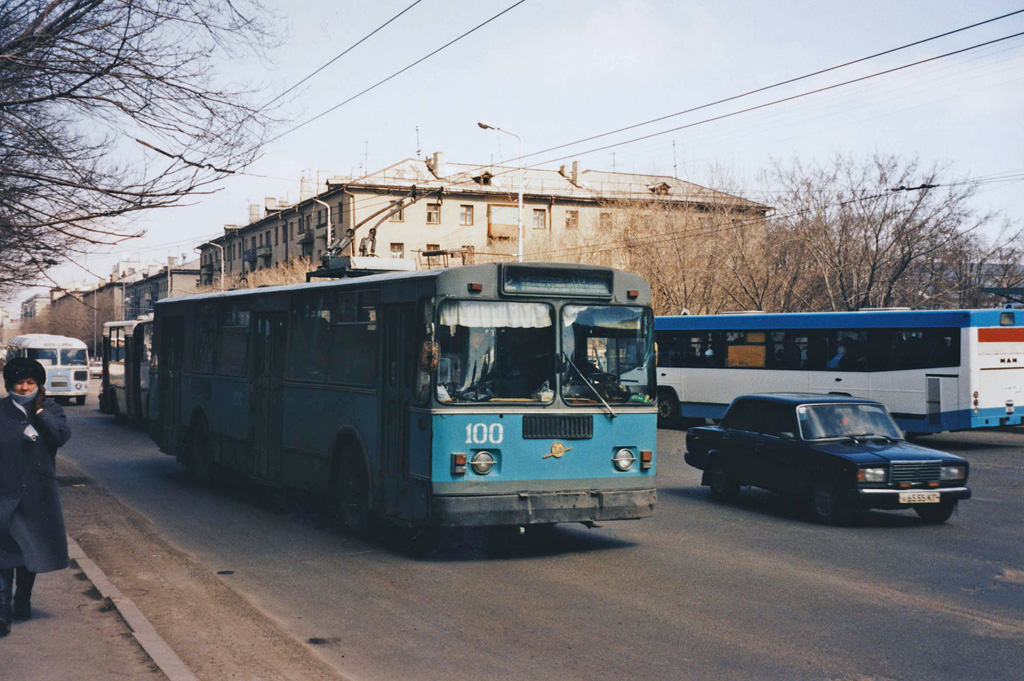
[3,357,47,389]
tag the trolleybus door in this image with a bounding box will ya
[251,312,287,483]
[158,316,184,452]
[380,304,415,517]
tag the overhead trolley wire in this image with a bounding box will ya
[508,9,1024,166]
[258,0,428,111]
[263,0,528,147]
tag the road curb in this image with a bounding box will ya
[67,535,200,681]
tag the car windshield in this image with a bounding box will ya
[27,348,57,366]
[560,305,654,405]
[61,349,87,366]
[436,300,555,403]
[797,403,903,440]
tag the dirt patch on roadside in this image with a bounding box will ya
[58,456,349,681]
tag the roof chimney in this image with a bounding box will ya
[248,203,261,224]
[427,151,446,179]
[300,176,315,202]
[571,161,580,186]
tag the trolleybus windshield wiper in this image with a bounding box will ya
[562,353,617,418]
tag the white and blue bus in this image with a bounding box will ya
[655,309,1023,434]
[150,262,657,533]
[4,334,91,405]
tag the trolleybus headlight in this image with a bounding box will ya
[940,465,966,481]
[470,451,496,475]
[612,448,636,471]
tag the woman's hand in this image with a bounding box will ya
[34,386,46,415]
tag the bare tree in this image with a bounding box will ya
[0,0,278,299]
[764,153,1005,311]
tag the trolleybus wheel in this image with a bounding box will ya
[337,451,371,538]
[186,421,216,488]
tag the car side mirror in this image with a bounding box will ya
[779,431,795,440]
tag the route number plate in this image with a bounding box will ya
[899,491,940,504]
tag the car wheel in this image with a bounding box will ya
[914,501,957,524]
[656,390,679,429]
[708,460,739,502]
[810,479,851,525]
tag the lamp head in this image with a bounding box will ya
[477,121,495,130]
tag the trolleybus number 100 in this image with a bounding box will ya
[466,423,504,445]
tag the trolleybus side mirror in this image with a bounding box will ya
[420,340,439,372]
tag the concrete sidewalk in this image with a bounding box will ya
[1,544,168,681]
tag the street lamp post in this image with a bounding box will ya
[200,241,225,290]
[478,121,523,262]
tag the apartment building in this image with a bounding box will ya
[198,153,769,284]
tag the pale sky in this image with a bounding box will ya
[21,0,1024,303]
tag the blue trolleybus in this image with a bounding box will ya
[655,309,1024,434]
[150,262,657,532]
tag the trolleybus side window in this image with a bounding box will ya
[329,290,379,386]
[192,303,218,374]
[289,294,331,383]
[220,305,250,377]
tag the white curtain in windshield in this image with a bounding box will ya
[440,301,552,329]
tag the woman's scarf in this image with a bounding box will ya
[9,390,40,441]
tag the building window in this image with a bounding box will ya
[426,243,440,252]
[459,205,474,226]
[427,203,441,225]
[389,202,404,222]
[317,209,324,225]
[566,210,579,230]
[274,227,279,245]
[305,214,312,229]
[599,212,612,229]
[533,208,547,229]
[390,243,405,258]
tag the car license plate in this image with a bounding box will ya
[899,491,940,504]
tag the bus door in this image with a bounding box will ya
[380,304,416,517]
[251,312,287,484]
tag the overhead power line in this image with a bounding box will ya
[513,9,1024,165]
[259,0,427,111]
[523,31,1024,170]
[264,0,528,146]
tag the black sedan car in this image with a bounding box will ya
[684,394,971,524]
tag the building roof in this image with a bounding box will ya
[331,158,768,211]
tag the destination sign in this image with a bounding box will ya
[502,266,613,297]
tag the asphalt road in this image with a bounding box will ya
[60,394,1023,681]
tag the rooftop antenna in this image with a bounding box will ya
[415,126,421,158]
[612,152,616,172]
[672,141,678,179]
[363,141,369,174]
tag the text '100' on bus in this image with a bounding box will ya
[149,262,657,533]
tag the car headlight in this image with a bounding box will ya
[612,448,636,471]
[470,451,496,475]
[857,467,887,483]
[940,465,966,481]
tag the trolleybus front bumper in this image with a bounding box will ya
[430,487,657,526]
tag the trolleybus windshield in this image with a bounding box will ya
[60,349,88,366]
[27,348,58,365]
[561,305,654,405]
[436,300,556,403]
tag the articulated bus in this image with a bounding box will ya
[655,309,1024,434]
[4,334,90,404]
[99,315,153,422]
[150,262,657,532]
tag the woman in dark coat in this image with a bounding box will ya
[0,357,72,636]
